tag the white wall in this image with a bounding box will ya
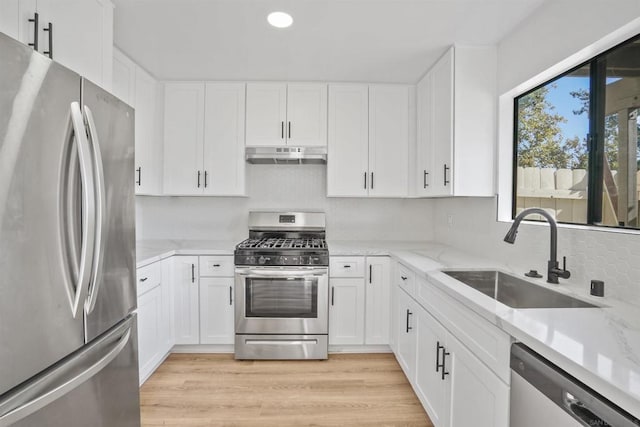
[136,164,435,241]
[434,197,640,305]
[434,1,640,306]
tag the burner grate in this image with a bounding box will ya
[237,237,327,250]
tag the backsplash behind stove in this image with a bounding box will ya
[136,164,434,242]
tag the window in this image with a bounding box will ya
[514,34,640,229]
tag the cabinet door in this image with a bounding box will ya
[447,334,509,427]
[286,83,327,147]
[112,48,136,106]
[172,256,200,345]
[416,72,434,196]
[245,83,287,146]
[0,0,37,46]
[415,306,449,427]
[163,82,205,195]
[329,278,365,345]
[40,0,111,86]
[365,257,390,345]
[368,85,409,197]
[135,66,161,195]
[199,278,235,345]
[203,83,246,195]
[395,289,417,381]
[137,285,162,384]
[430,48,454,196]
[160,258,174,355]
[327,84,369,197]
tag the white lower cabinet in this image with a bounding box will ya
[365,257,390,344]
[329,278,365,345]
[415,307,448,427]
[395,287,417,381]
[137,284,162,384]
[394,273,510,427]
[329,256,391,347]
[199,277,235,345]
[172,256,200,345]
[446,334,509,427]
[136,258,173,385]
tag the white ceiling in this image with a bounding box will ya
[113,0,546,83]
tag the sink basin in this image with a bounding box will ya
[443,270,597,309]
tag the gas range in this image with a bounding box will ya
[234,211,329,360]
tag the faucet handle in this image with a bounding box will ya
[560,256,571,279]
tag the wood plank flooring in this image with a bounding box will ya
[140,353,433,426]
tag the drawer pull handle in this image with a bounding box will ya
[401,276,408,281]
[139,277,148,282]
[343,265,351,268]
[213,264,221,267]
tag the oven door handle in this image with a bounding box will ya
[236,269,327,278]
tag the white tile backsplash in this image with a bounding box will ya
[433,197,640,306]
[136,164,434,242]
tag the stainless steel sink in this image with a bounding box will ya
[443,270,597,309]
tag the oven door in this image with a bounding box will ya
[235,267,328,335]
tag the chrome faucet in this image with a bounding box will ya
[503,208,571,284]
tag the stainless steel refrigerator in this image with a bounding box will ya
[0,32,140,426]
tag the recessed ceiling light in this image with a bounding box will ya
[267,11,293,28]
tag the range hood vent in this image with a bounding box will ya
[246,146,327,165]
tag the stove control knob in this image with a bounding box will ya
[278,256,286,265]
[258,256,266,265]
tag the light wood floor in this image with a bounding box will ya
[140,353,433,427]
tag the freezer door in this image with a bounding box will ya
[0,315,141,427]
[81,78,137,342]
[0,33,86,395]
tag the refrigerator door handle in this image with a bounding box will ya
[62,102,96,319]
[82,106,107,314]
[0,318,132,427]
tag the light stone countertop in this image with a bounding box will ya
[135,238,640,418]
[136,240,236,268]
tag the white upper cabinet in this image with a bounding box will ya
[0,0,37,46]
[245,83,287,146]
[0,0,113,88]
[134,66,162,195]
[416,46,496,197]
[286,84,328,146]
[112,48,136,106]
[245,83,327,147]
[328,84,410,198]
[164,82,246,196]
[112,48,163,195]
[369,85,410,197]
[163,82,206,195]
[203,83,245,195]
[327,84,369,197]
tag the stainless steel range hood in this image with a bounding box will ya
[245,146,327,164]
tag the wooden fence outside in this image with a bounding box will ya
[515,167,640,224]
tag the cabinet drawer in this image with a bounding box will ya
[199,256,234,277]
[397,263,416,295]
[137,262,162,296]
[330,257,365,277]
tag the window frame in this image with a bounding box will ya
[511,33,640,230]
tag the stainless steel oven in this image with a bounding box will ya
[233,211,329,360]
[234,266,328,359]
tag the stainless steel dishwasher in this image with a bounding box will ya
[510,343,640,427]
